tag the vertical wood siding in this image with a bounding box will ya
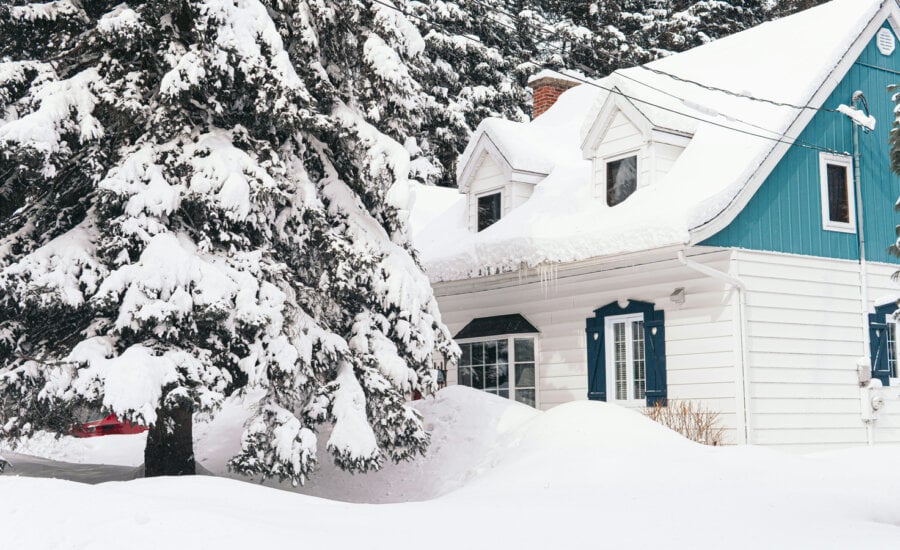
[702,24,900,265]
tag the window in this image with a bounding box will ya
[606,155,637,206]
[887,321,898,379]
[513,338,537,407]
[819,153,856,233]
[477,192,501,231]
[457,336,537,407]
[586,300,666,405]
[868,303,899,386]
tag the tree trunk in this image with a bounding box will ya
[144,403,195,477]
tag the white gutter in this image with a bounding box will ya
[678,250,752,445]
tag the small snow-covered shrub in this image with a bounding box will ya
[642,401,725,446]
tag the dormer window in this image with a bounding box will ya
[819,152,855,233]
[606,154,637,206]
[477,192,501,231]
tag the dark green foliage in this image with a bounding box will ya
[0,0,456,484]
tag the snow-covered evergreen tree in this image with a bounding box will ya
[889,83,900,260]
[772,0,828,18]
[0,0,455,482]
[402,0,532,186]
[530,1,816,78]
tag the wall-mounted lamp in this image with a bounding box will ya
[670,287,686,305]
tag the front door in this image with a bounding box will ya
[604,313,646,404]
[586,300,666,405]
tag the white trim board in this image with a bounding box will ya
[819,152,857,233]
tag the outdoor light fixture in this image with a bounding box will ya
[670,287,686,304]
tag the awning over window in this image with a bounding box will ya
[454,314,539,340]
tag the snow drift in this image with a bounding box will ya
[2,386,900,550]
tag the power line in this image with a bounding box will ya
[435,0,845,117]
[638,65,841,114]
[370,0,843,155]
[615,70,787,138]
[549,68,841,155]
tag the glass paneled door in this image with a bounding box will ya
[604,313,646,403]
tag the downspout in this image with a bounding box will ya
[678,250,751,445]
[851,91,874,445]
[853,92,870,360]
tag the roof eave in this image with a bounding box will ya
[428,243,694,293]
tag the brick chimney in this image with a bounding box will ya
[527,71,581,119]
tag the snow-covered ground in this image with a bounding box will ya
[2,387,900,549]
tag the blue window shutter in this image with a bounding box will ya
[868,303,896,386]
[869,321,891,386]
[586,321,606,401]
[644,313,667,406]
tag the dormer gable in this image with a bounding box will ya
[581,91,691,204]
[457,130,550,195]
[458,134,506,195]
[581,91,654,157]
[456,120,556,233]
[461,147,546,233]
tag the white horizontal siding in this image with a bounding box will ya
[735,249,900,450]
[438,247,900,450]
[595,111,643,154]
[508,181,534,210]
[652,142,684,185]
[435,249,740,443]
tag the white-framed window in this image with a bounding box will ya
[606,152,638,207]
[884,315,899,383]
[476,191,502,232]
[604,313,646,403]
[457,335,537,407]
[819,152,856,233]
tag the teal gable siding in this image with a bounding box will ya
[702,23,900,264]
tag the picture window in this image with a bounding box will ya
[458,336,537,407]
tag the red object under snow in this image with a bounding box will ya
[70,414,147,438]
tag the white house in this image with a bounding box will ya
[410,0,900,451]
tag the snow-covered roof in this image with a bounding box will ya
[455,82,599,191]
[416,0,896,283]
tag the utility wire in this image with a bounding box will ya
[556,69,841,155]
[453,0,844,116]
[638,65,842,114]
[615,70,787,138]
[370,0,843,155]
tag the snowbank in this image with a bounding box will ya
[0,430,146,467]
[2,386,900,549]
[1,386,539,503]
